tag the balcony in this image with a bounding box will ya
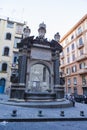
[76,54,87,62]
[78,68,87,75]
[60,64,65,68]
[78,44,84,49]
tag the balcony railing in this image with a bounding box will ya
[76,54,87,62]
[78,68,87,74]
[78,44,84,49]
[60,64,66,68]
[66,73,71,76]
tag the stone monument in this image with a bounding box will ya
[10,22,64,100]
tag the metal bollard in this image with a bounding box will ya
[38,110,43,117]
[60,111,65,116]
[11,109,17,117]
[80,111,84,116]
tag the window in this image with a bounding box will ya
[67,47,69,53]
[2,63,7,72]
[78,27,82,35]
[65,38,68,44]
[71,43,74,50]
[73,77,77,85]
[86,32,87,39]
[79,49,83,56]
[71,35,74,40]
[62,59,64,65]
[74,87,77,94]
[66,68,71,74]
[6,33,11,40]
[13,53,18,64]
[68,87,71,93]
[68,78,71,85]
[67,57,70,63]
[3,47,9,56]
[72,65,77,73]
[14,37,21,48]
[79,37,83,45]
[14,57,17,63]
[79,62,85,69]
[82,75,86,85]
[16,24,23,34]
[7,21,14,28]
[72,54,75,61]
[85,21,87,29]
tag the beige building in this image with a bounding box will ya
[60,14,87,96]
[0,17,25,93]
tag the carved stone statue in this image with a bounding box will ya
[23,26,31,39]
[38,22,46,38]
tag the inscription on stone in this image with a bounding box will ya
[31,48,51,61]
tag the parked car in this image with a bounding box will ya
[74,95,85,103]
[84,95,87,104]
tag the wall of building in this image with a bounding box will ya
[0,17,25,93]
[60,14,87,96]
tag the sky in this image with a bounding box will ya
[0,0,87,40]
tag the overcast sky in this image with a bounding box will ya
[0,0,87,39]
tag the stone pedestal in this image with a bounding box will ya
[54,85,64,99]
[10,84,25,99]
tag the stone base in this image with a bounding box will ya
[10,83,25,99]
[7,99,73,108]
[54,85,64,99]
[24,92,56,100]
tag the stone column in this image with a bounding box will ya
[18,54,27,83]
[10,53,27,99]
[53,50,64,99]
[54,50,60,86]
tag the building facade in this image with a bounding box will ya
[60,14,87,96]
[0,17,25,93]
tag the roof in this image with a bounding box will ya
[60,14,87,42]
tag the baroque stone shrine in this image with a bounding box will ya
[10,23,65,101]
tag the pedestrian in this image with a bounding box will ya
[70,95,75,107]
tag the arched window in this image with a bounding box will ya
[6,33,11,40]
[2,63,7,71]
[3,47,9,56]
